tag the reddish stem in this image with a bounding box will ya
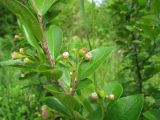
[31,0,54,67]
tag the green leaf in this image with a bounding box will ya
[87,106,104,120]
[30,0,56,16]
[43,97,71,117]
[46,25,63,60]
[73,111,86,120]
[18,19,43,53]
[44,85,82,111]
[2,0,42,41]
[143,110,160,120]
[104,81,123,100]
[59,67,71,88]
[41,69,63,80]
[78,47,113,80]
[76,78,93,90]
[105,94,144,120]
[0,59,24,67]
[68,40,82,52]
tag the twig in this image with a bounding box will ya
[31,0,67,92]
[31,0,54,67]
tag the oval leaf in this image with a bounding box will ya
[104,81,123,100]
[105,94,144,120]
[46,25,63,60]
[18,19,43,53]
[2,0,42,41]
[30,0,56,16]
[78,47,113,80]
[43,97,71,117]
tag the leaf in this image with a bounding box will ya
[30,0,56,16]
[0,60,62,80]
[0,59,24,67]
[68,40,82,52]
[105,94,144,120]
[18,19,43,53]
[104,81,123,100]
[44,85,82,111]
[87,106,104,120]
[41,69,63,80]
[78,47,113,80]
[46,25,63,60]
[76,78,93,90]
[2,0,42,41]
[73,111,86,120]
[143,110,160,120]
[59,67,71,88]
[43,97,71,117]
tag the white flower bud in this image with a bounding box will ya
[23,58,30,64]
[20,73,25,78]
[90,92,98,100]
[11,52,19,59]
[106,94,115,101]
[63,52,69,59]
[19,48,25,53]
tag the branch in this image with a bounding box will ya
[31,0,54,67]
[31,0,67,92]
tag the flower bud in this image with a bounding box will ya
[98,90,105,98]
[79,48,87,56]
[74,79,78,85]
[90,92,98,100]
[14,34,23,40]
[106,94,115,101]
[63,52,69,59]
[19,48,25,54]
[20,73,25,78]
[41,105,49,119]
[70,72,72,75]
[71,48,77,53]
[70,87,75,95]
[11,52,23,59]
[23,58,30,64]
[14,34,20,39]
[85,53,92,61]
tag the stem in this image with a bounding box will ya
[31,0,54,67]
[31,0,67,92]
[132,33,142,93]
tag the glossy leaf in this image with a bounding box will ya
[59,67,71,88]
[78,47,113,80]
[18,19,43,53]
[105,94,144,120]
[44,85,82,111]
[41,69,63,80]
[2,0,42,41]
[0,59,24,67]
[104,81,123,100]
[30,0,56,16]
[46,25,63,59]
[43,97,71,117]
[76,78,93,90]
[87,106,104,120]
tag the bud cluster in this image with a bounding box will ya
[90,91,115,101]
